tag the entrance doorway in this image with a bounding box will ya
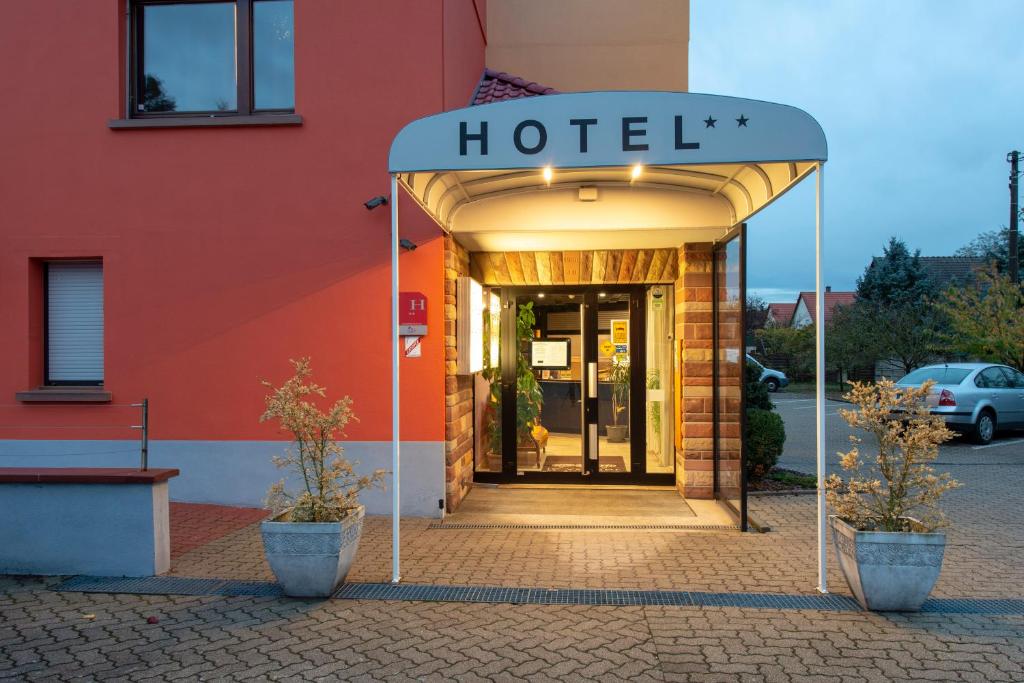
[476,285,674,485]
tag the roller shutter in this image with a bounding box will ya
[47,262,104,384]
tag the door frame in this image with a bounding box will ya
[474,284,674,485]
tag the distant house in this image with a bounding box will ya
[790,287,857,328]
[766,303,796,327]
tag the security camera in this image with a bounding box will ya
[364,195,388,210]
[400,238,417,251]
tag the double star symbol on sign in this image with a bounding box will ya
[703,115,749,128]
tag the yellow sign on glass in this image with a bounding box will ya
[611,319,629,345]
[600,340,616,357]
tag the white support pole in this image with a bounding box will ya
[390,173,401,584]
[815,163,827,594]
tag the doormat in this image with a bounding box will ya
[51,576,1024,615]
[541,455,626,472]
[428,522,738,530]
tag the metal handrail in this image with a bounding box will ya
[0,398,150,470]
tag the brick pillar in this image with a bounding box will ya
[443,236,474,511]
[676,243,715,498]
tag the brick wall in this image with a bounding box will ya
[676,243,714,498]
[675,242,743,500]
[444,236,474,511]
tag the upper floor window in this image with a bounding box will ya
[131,0,294,118]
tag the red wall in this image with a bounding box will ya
[0,1,486,443]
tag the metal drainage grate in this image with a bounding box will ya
[55,575,281,598]
[52,577,1024,615]
[428,522,739,531]
[920,598,1024,615]
[334,583,862,611]
[57,576,226,596]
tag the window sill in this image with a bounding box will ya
[16,387,112,403]
[108,113,302,129]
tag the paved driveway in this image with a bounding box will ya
[2,394,1023,681]
[773,392,1024,476]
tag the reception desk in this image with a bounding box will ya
[538,380,630,436]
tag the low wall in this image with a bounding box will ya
[0,440,445,518]
[0,468,178,577]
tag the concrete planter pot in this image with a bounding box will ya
[606,425,628,443]
[260,505,365,597]
[829,515,945,612]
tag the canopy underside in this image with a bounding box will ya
[398,161,817,251]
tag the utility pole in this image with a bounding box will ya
[1010,150,1019,283]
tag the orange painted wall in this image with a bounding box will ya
[0,1,486,443]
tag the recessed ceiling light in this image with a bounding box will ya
[537,292,545,299]
[598,292,606,298]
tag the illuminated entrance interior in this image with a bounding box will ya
[474,285,674,483]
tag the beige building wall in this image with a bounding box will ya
[486,0,689,92]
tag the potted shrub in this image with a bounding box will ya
[258,358,385,597]
[606,357,630,442]
[825,379,959,611]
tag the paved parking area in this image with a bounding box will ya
[2,392,1023,681]
[773,391,1024,476]
[2,575,1023,682]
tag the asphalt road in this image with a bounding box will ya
[773,391,1024,476]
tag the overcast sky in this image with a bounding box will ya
[690,0,1024,303]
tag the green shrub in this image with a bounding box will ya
[745,363,773,410]
[746,408,785,480]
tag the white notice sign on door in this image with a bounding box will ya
[531,339,569,369]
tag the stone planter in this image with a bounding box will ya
[829,515,945,611]
[261,505,365,597]
[606,425,628,443]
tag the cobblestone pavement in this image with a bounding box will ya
[169,488,1024,600]
[169,504,269,560]
[2,575,1023,682]
[4,427,1022,680]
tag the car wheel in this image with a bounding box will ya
[765,378,780,393]
[973,410,996,445]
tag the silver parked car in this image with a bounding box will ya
[747,354,789,392]
[896,363,1024,445]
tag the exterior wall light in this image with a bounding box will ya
[630,164,643,182]
[542,165,553,185]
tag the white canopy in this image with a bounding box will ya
[386,91,830,593]
[389,91,826,248]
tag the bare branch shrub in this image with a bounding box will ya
[260,358,385,522]
[825,379,959,532]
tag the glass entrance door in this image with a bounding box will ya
[488,286,673,484]
[511,291,586,474]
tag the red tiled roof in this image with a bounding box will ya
[767,303,796,326]
[471,68,559,106]
[795,291,857,326]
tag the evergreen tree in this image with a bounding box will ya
[856,237,934,305]
[852,237,944,375]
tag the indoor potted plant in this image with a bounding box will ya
[258,358,385,597]
[825,379,959,611]
[606,357,630,442]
